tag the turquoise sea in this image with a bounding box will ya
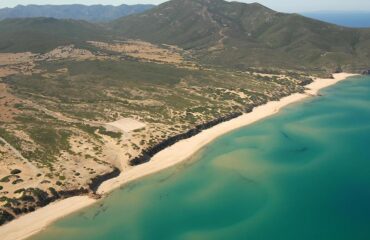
[32,76,370,240]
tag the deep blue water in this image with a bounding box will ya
[32,76,370,240]
[302,12,370,28]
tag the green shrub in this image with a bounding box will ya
[14,188,25,194]
[98,127,122,139]
[59,176,66,181]
[0,176,11,183]
[12,179,23,185]
[10,169,22,175]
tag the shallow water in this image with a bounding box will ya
[32,76,370,240]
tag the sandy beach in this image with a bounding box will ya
[0,73,358,240]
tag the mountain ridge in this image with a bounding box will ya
[0,0,369,71]
[0,4,155,22]
[110,0,370,71]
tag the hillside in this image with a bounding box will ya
[0,18,112,53]
[111,0,370,71]
[1,0,369,71]
[0,4,154,22]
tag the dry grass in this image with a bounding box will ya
[89,40,185,64]
[0,67,17,78]
[0,52,35,66]
[0,83,22,122]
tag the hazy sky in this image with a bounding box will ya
[1,0,370,13]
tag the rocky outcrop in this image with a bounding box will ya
[88,167,120,193]
[298,77,314,86]
[362,69,370,75]
[130,112,243,166]
[335,66,343,73]
[0,209,14,225]
[59,188,90,198]
[0,187,90,226]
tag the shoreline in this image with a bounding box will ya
[0,73,358,240]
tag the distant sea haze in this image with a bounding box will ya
[302,11,370,28]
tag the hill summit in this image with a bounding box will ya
[111,0,370,71]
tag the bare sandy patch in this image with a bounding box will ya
[0,67,17,78]
[105,118,146,133]
[0,53,35,66]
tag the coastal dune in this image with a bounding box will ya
[96,73,356,194]
[0,73,357,240]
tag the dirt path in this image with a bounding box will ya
[200,6,228,51]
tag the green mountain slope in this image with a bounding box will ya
[111,0,370,71]
[0,18,111,53]
[0,0,369,71]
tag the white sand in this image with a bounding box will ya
[0,73,358,240]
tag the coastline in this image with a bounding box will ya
[0,73,358,240]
